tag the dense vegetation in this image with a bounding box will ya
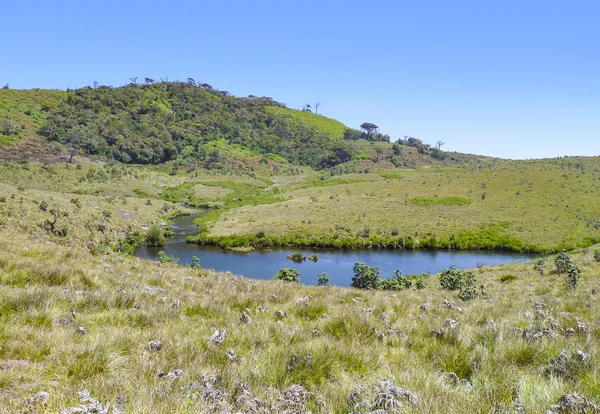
[1,83,487,172]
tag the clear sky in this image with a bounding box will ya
[2,0,599,159]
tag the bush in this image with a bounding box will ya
[145,226,165,247]
[440,264,478,300]
[593,249,600,262]
[317,272,330,286]
[380,270,411,290]
[415,273,429,289]
[157,251,178,264]
[555,250,572,274]
[566,263,581,288]
[274,268,300,283]
[351,262,381,290]
[534,258,546,276]
[458,272,478,301]
[440,264,463,291]
[287,252,305,262]
[187,256,201,269]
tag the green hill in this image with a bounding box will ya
[0,82,488,170]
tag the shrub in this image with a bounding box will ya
[187,256,201,269]
[145,226,165,247]
[157,251,178,264]
[458,271,478,301]
[351,262,381,290]
[440,264,478,300]
[440,264,463,291]
[274,268,300,283]
[415,273,429,289]
[555,250,572,274]
[380,270,411,290]
[308,255,318,262]
[593,249,600,262]
[287,252,305,262]
[317,272,330,286]
[534,258,546,276]
[566,263,581,288]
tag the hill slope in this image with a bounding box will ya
[0,83,490,170]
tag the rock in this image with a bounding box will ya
[158,369,183,380]
[565,328,576,336]
[76,325,88,335]
[296,296,311,304]
[225,348,238,362]
[362,307,375,317]
[25,391,50,405]
[258,305,268,313]
[209,329,226,345]
[240,311,252,325]
[443,299,462,312]
[419,302,429,312]
[446,318,459,329]
[549,392,598,413]
[274,310,286,319]
[145,340,162,351]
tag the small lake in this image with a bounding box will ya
[136,215,536,287]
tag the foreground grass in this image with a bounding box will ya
[2,228,600,412]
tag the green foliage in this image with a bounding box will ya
[440,264,464,291]
[308,254,318,262]
[287,252,306,262]
[273,268,300,283]
[593,249,600,262]
[554,250,572,274]
[34,82,358,169]
[157,251,178,264]
[115,230,143,254]
[316,272,330,286]
[380,269,412,290]
[534,257,546,276]
[414,273,429,289]
[440,264,478,300]
[186,256,201,269]
[566,262,581,288]
[351,262,381,290]
[145,226,165,247]
[458,271,478,301]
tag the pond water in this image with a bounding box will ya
[135,215,536,287]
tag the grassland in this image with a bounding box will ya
[1,157,600,412]
[195,157,600,252]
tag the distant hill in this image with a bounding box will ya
[0,82,492,170]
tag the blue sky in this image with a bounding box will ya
[2,0,599,159]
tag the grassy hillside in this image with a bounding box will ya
[265,106,348,140]
[0,84,492,172]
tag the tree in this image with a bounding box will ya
[302,104,312,112]
[360,122,379,136]
[69,146,77,163]
[436,141,445,150]
[145,78,155,85]
[186,78,196,86]
[315,102,321,115]
[129,77,138,86]
[2,84,8,89]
